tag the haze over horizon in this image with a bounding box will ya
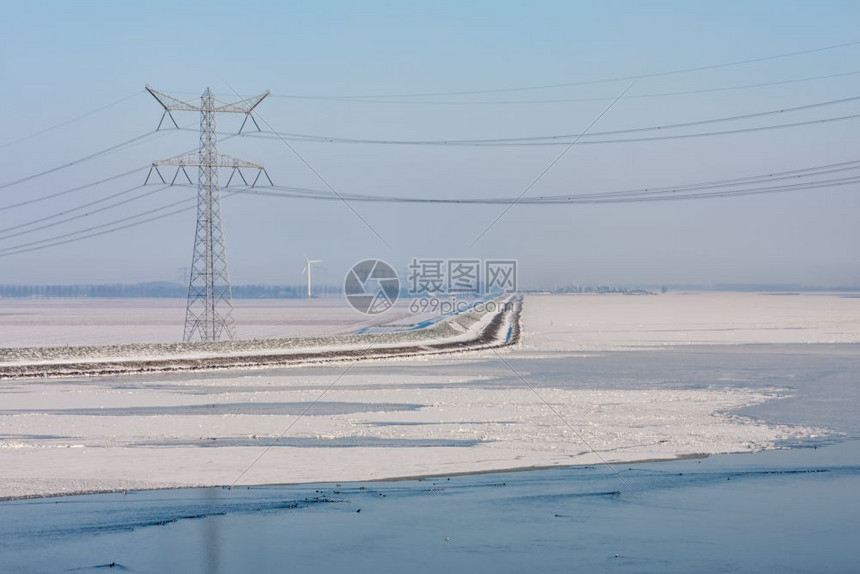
[1,1,859,288]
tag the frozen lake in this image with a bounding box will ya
[0,440,857,573]
[0,293,858,571]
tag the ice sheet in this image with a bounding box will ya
[0,293,851,499]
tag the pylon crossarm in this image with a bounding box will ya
[144,166,155,185]
[250,169,274,188]
[238,112,263,134]
[146,85,201,112]
[225,169,235,188]
[180,166,194,184]
[218,154,264,170]
[225,168,251,188]
[154,110,181,131]
[153,153,198,167]
[144,164,167,185]
[215,91,270,114]
[167,165,194,186]
[154,153,264,170]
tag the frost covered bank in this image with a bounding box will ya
[0,296,520,379]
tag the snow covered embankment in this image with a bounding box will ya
[0,295,521,379]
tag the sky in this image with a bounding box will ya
[1,0,859,288]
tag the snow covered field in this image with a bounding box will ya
[0,293,855,499]
[0,296,519,378]
[0,298,429,347]
[523,292,860,350]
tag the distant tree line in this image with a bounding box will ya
[233,284,344,298]
[1,282,856,299]
[548,285,653,295]
[0,283,345,299]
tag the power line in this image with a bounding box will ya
[221,79,392,249]
[241,176,860,204]
[1,162,855,259]
[0,130,162,192]
[0,166,148,212]
[0,182,148,235]
[0,129,231,213]
[458,159,860,202]
[237,94,860,147]
[527,165,860,201]
[0,186,247,258]
[0,91,143,150]
[0,184,185,254]
[189,159,860,201]
[236,161,860,205]
[243,112,860,147]
[483,94,860,143]
[266,70,860,105]
[469,83,635,247]
[269,39,860,100]
[580,176,860,203]
[0,184,170,241]
[533,112,860,146]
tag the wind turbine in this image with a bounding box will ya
[302,256,323,298]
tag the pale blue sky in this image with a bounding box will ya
[1,1,859,287]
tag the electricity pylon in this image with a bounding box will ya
[146,86,271,342]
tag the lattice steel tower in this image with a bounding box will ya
[146,86,271,342]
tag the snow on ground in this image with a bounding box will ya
[0,296,515,373]
[0,293,851,499]
[522,293,860,351]
[0,298,435,348]
[0,377,821,499]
